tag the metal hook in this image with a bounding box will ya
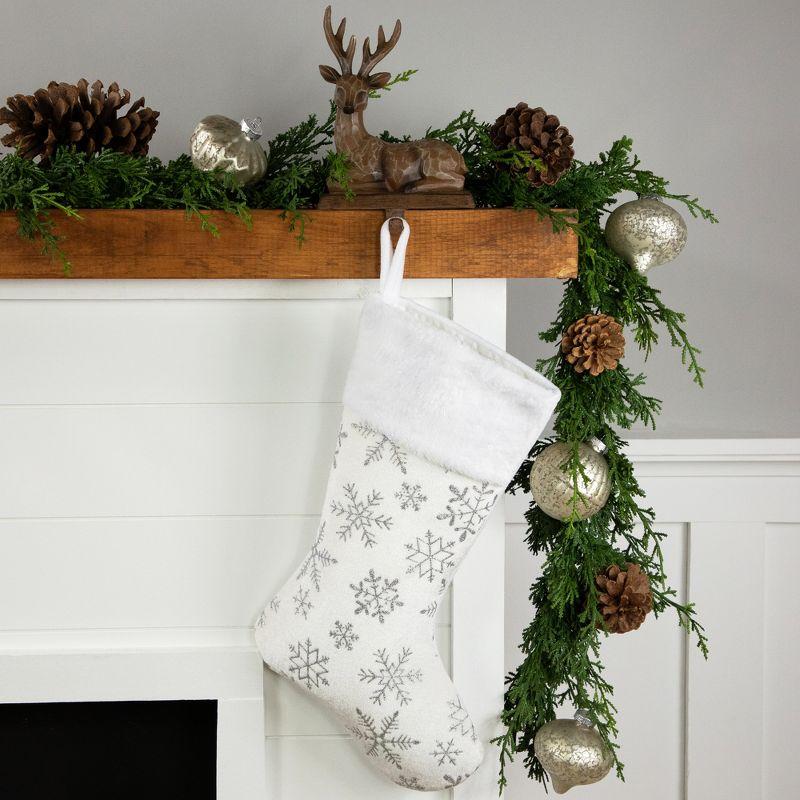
[385,208,405,239]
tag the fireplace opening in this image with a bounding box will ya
[0,699,217,799]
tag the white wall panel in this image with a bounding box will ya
[0,516,318,631]
[0,297,447,404]
[0,404,340,517]
[686,522,765,800]
[505,445,800,800]
[763,523,800,800]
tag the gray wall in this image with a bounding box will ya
[3,0,798,436]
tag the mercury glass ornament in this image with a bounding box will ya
[189,115,268,186]
[529,439,611,521]
[605,194,687,274]
[534,709,613,794]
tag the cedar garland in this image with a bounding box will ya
[0,74,717,789]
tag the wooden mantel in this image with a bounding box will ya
[0,209,577,280]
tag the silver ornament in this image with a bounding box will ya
[189,115,268,186]
[534,709,613,794]
[605,194,687,273]
[529,438,611,521]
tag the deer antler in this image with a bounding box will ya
[358,18,401,77]
[323,6,356,76]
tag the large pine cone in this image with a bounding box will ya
[561,313,625,376]
[489,102,574,186]
[596,563,653,634]
[0,79,159,163]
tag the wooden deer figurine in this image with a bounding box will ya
[319,5,468,199]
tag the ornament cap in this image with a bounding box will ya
[636,193,662,201]
[241,116,263,141]
[574,708,593,727]
[587,436,607,455]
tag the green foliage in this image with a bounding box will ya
[368,68,418,98]
[0,106,344,271]
[0,68,424,269]
[0,77,717,792]
[485,134,716,791]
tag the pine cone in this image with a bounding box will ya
[489,102,574,186]
[596,563,653,634]
[561,313,625,376]
[0,79,159,164]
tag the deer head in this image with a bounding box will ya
[319,5,401,115]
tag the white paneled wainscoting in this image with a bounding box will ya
[505,439,800,800]
[0,278,796,799]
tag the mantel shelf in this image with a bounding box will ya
[0,209,577,280]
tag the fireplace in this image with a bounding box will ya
[0,648,266,799]
[0,700,217,798]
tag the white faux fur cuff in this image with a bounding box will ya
[343,295,560,486]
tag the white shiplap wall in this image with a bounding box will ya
[0,278,506,800]
[0,278,797,799]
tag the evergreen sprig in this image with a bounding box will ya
[0,82,716,792]
[486,134,715,790]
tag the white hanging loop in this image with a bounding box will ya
[379,217,410,301]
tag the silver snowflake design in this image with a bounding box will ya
[255,610,267,628]
[443,774,470,788]
[358,647,422,706]
[394,482,427,511]
[329,620,359,651]
[269,596,280,613]
[405,530,455,583]
[297,522,337,591]
[332,424,348,469]
[288,638,329,689]
[431,738,463,766]
[420,600,438,618]
[351,421,408,474]
[397,775,424,789]
[351,568,404,623]
[448,696,477,742]
[293,586,312,619]
[436,481,497,542]
[330,482,393,548]
[350,708,419,770]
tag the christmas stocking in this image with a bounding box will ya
[255,219,559,791]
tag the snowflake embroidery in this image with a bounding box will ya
[351,568,404,623]
[405,530,455,583]
[269,596,280,613]
[397,775,424,789]
[350,708,419,770]
[288,638,329,689]
[297,522,337,591]
[255,610,267,628]
[330,483,393,548]
[394,482,427,511]
[431,739,463,766]
[351,421,408,474]
[358,647,423,706]
[332,424,347,469]
[329,620,359,651]
[420,600,438,618]
[448,697,477,742]
[443,774,470,788]
[436,482,497,542]
[293,586,312,619]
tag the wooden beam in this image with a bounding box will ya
[0,209,577,279]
